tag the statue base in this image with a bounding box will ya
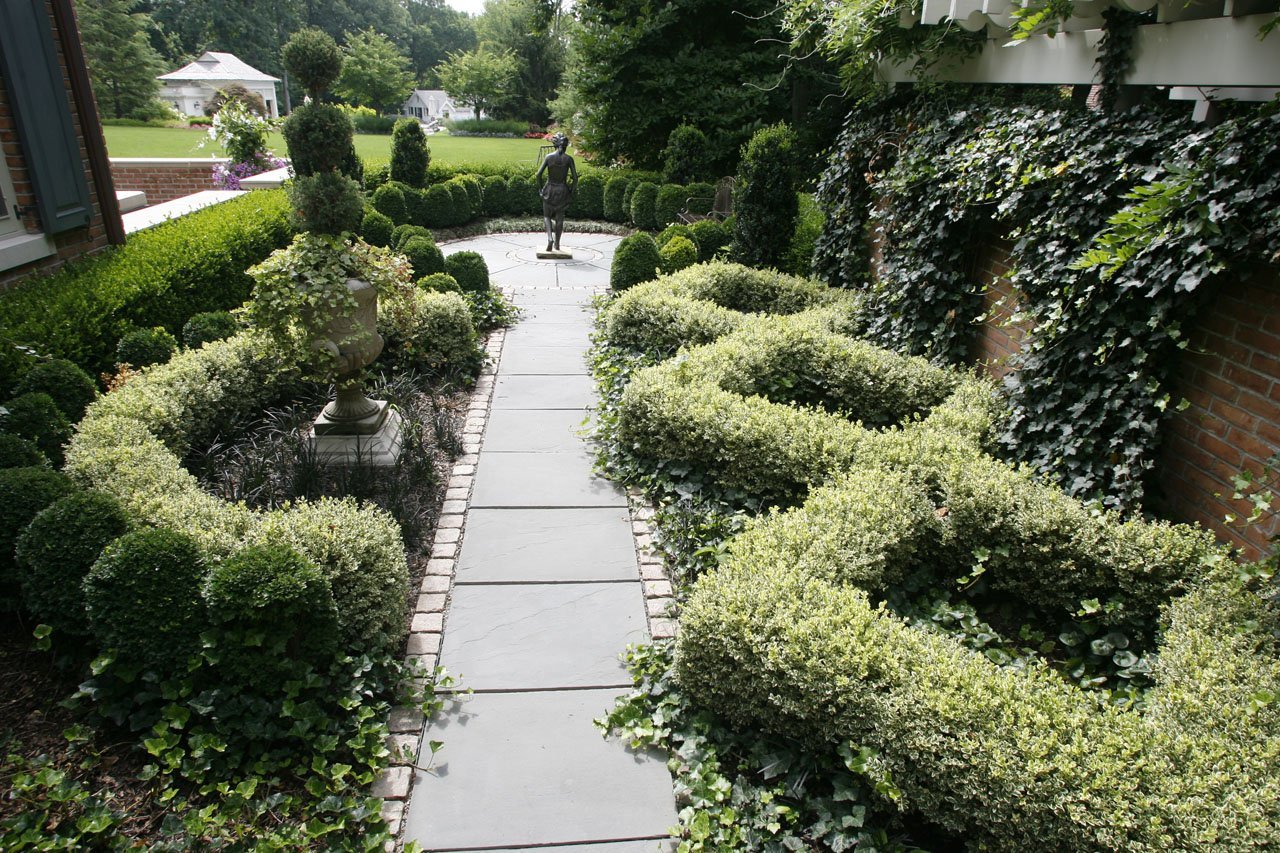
[536,249,573,259]
[313,399,390,436]
[308,407,404,466]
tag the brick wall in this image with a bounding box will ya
[962,240,1280,559]
[0,1,112,291]
[1156,272,1280,559]
[110,158,226,205]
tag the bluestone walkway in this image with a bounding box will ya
[402,232,678,851]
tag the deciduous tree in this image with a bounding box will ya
[436,46,518,118]
[335,28,415,114]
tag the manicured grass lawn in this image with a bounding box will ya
[102,125,546,168]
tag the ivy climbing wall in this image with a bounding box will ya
[966,244,1280,559]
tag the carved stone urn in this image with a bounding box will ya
[311,278,388,436]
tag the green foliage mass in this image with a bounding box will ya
[0,191,292,382]
[181,311,239,349]
[482,175,511,215]
[16,490,132,637]
[610,233,662,291]
[13,358,96,423]
[568,0,843,172]
[390,118,431,187]
[689,219,731,262]
[282,103,353,177]
[85,528,208,675]
[654,184,686,230]
[403,235,446,278]
[661,124,713,184]
[814,95,1280,509]
[372,182,409,224]
[335,28,414,114]
[659,235,698,274]
[117,326,178,368]
[76,0,166,120]
[602,176,631,222]
[444,251,490,294]
[629,182,659,230]
[1,393,72,465]
[361,208,395,247]
[0,466,73,594]
[0,434,45,469]
[732,123,799,270]
[282,27,343,96]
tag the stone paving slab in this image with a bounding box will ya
[440,582,646,689]
[473,841,675,852]
[484,408,589,453]
[493,264,561,289]
[471,451,625,507]
[500,344,589,375]
[499,343,588,373]
[457,509,638,582]
[503,322,594,348]
[513,303,596,325]
[405,690,677,849]
[510,288,599,306]
[492,374,596,410]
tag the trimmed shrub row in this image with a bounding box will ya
[63,331,412,656]
[0,190,293,389]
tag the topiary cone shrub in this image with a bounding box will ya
[603,176,631,222]
[610,232,662,290]
[630,182,659,230]
[482,175,510,216]
[390,118,430,187]
[732,122,799,269]
[654,184,686,230]
[420,184,454,228]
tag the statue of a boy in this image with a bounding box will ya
[535,132,577,253]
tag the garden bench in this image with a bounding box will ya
[678,176,734,224]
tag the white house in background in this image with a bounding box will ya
[158,51,281,118]
[401,89,480,123]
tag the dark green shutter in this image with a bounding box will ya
[0,1,92,234]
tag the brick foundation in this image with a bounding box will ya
[109,158,226,205]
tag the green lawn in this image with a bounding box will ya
[102,125,546,168]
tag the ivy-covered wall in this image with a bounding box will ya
[965,241,1280,558]
[814,92,1280,554]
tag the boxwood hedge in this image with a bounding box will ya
[64,331,409,656]
[0,190,293,387]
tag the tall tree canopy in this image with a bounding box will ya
[76,0,167,119]
[406,0,477,87]
[437,45,519,117]
[335,28,415,113]
[564,0,843,173]
[475,0,565,124]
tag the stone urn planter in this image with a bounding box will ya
[311,278,390,436]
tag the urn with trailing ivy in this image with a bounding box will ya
[247,28,408,441]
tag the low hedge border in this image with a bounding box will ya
[0,191,293,390]
[65,330,409,657]
[590,262,1269,849]
[616,313,1000,506]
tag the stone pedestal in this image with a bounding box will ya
[536,249,573,260]
[308,407,405,466]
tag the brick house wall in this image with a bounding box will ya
[110,158,227,205]
[965,242,1280,559]
[0,0,115,291]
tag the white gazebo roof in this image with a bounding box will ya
[159,51,280,84]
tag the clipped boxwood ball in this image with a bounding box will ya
[660,235,698,274]
[0,433,46,470]
[444,251,490,294]
[402,235,445,278]
[393,224,431,251]
[14,359,96,423]
[656,223,695,249]
[0,466,73,587]
[1,392,72,464]
[84,528,208,674]
[182,311,239,349]
[205,542,341,683]
[281,27,341,96]
[16,491,131,636]
[117,326,178,368]
[418,272,461,293]
[288,171,364,235]
[361,209,395,247]
[603,176,631,223]
[689,219,731,262]
[629,182,659,230]
[610,232,662,290]
[372,182,409,225]
[419,184,454,228]
[281,102,352,178]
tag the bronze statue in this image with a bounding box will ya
[535,132,577,253]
